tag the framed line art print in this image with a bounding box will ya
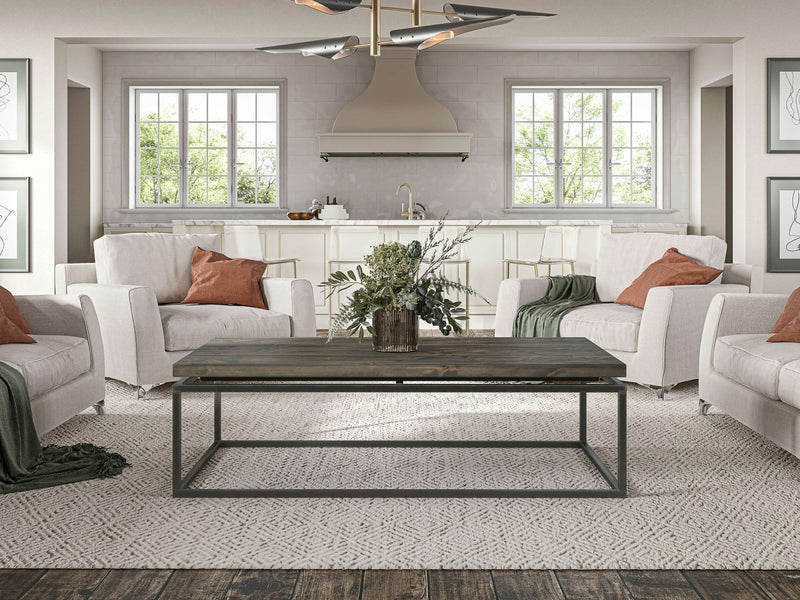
[0,178,30,273]
[767,177,800,272]
[0,59,30,154]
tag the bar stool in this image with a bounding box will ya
[222,225,299,277]
[328,226,382,327]
[418,225,472,335]
[503,225,580,279]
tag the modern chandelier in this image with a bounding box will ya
[257,1,555,59]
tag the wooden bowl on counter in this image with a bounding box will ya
[287,211,319,220]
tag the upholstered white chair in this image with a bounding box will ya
[1,295,105,434]
[56,233,316,397]
[495,233,752,396]
[699,293,800,459]
[222,225,299,277]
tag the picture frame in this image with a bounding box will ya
[0,178,30,273]
[768,58,800,153]
[767,177,800,272]
[0,59,30,154]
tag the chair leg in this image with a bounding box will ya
[293,260,297,278]
[465,261,471,335]
[652,384,675,400]
[698,399,712,416]
[92,399,105,415]
[137,385,154,400]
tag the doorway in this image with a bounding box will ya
[67,82,92,263]
[700,81,734,262]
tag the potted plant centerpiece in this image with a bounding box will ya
[322,220,483,352]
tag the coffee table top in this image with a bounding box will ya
[173,337,626,380]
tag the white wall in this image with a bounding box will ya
[2,0,800,294]
[102,50,689,225]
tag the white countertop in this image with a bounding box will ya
[167,218,613,226]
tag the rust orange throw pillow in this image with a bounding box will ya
[0,285,32,334]
[771,287,800,333]
[0,305,35,345]
[181,247,268,309]
[615,247,723,309]
[768,313,800,343]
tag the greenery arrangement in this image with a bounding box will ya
[321,220,485,342]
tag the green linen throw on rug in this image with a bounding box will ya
[0,361,129,494]
[512,274,598,338]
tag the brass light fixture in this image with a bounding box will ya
[257,0,555,59]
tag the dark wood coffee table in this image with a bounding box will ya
[172,337,627,499]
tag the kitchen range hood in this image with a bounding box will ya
[318,47,472,160]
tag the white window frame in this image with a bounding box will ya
[125,81,287,210]
[505,80,667,211]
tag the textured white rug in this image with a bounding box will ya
[1,379,799,569]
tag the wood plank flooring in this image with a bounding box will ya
[4,570,800,600]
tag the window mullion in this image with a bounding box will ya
[179,89,187,208]
[604,89,611,208]
[652,89,657,207]
[229,89,235,207]
[555,89,563,208]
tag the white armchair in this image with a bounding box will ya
[699,293,800,459]
[495,233,752,395]
[1,295,105,434]
[56,233,317,396]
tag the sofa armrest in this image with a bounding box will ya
[68,283,167,386]
[55,263,97,294]
[494,277,550,337]
[721,263,753,288]
[260,278,317,337]
[16,294,104,379]
[636,283,749,387]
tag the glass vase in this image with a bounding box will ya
[372,308,419,353]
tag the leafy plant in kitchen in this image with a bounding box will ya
[321,219,484,348]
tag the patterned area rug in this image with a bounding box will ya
[1,380,799,569]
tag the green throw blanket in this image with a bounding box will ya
[512,274,598,338]
[0,361,129,494]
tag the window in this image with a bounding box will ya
[510,85,662,209]
[131,85,283,208]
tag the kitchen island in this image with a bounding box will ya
[105,219,687,329]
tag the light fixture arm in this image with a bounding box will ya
[371,0,381,56]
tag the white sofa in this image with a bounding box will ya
[56,233,316,396]
[495,233,752,395]
[0,295,105,434]
[699,293,800,459]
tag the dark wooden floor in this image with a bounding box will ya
[3,569,800,600]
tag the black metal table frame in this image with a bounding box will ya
[172,377,627,499]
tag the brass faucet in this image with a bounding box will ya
[396,182,414,221]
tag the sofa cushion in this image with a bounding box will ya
[94,233,220,304]
[0,335,91,399]
[771,286,800,333]
[160,304,291,352]
[714,334,800,400]
[595,233,726,302]
[182,247,268,309]
[0,285,32,334]
[779,360,800,410]
[769,313,800,343]
[558,302,642,353]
